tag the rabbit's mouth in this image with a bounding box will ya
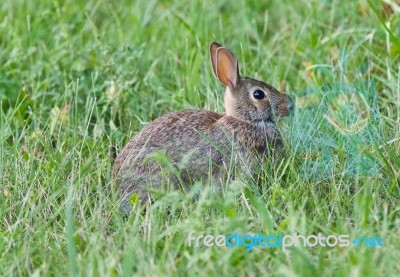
[274,95,295,120]
[273,103,294,121]
[274,111,292,120]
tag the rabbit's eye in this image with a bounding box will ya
[253,89,265,100]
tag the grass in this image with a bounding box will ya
[1,0,399,276]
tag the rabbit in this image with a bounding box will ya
[113,42,294,211]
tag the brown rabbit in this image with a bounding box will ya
[113,42,293,211]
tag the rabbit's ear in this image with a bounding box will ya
[215,47,240,90]
[210,42,222,77]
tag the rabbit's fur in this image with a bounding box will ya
[113,42,293,208]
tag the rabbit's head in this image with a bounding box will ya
[210,42,294,123]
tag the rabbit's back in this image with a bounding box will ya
[114,109,225,172]
[113,109,232,201]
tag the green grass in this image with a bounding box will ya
[1,0,400,276]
